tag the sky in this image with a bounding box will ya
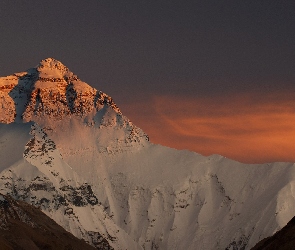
[1,0,295,163]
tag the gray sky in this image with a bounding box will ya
[1,1,295,162]
[1,1,294,98]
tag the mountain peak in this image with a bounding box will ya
[0,59,148,144]
[0,58,119,122]
[36,58,74,79]
[37,58,67,70]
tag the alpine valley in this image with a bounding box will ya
[0,58,294,249]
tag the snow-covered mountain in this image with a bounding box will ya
[0,58,294,249]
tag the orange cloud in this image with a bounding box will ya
[120,92,295,164]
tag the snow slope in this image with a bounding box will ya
[0,58,295,249]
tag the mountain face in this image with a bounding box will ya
[0,58,295,249]
[0,193,98,250]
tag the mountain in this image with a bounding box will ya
[251,216,295,250]
[0,58,294,249]
[0,193,98,250]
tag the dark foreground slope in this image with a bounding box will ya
[251,216,295,250]
[0,194,102,250]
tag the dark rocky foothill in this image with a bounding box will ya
[0,194,109,250]
[251,216,295,250]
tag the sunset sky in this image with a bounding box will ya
[1,1,295,163]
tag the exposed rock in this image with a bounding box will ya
[0,194,99,250]
[251,216,295,250]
